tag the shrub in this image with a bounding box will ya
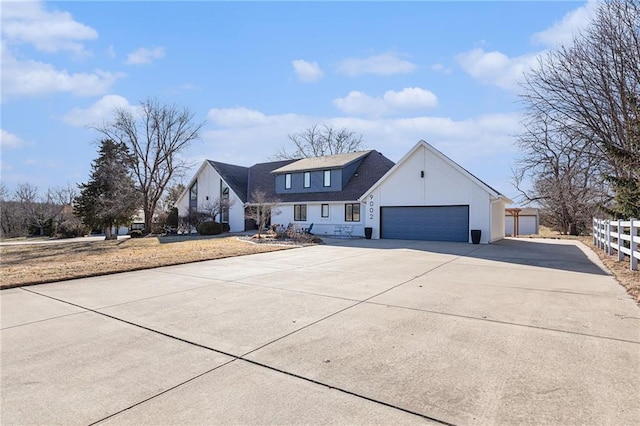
[198,221,223,235]
[129,230,143,238]
[221,222,230,233]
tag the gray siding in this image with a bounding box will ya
[380,205,470,242]
[275,169,343,194]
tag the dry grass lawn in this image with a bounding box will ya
[0,236,293,289]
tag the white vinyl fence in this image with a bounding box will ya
[593,218,639,270]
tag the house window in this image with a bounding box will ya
[285,173,292,189]
[304,171,311,188]
[221,186,230,223]
[294,204,307,221]
[189,181,198,216]
[189,181,197,201]
[321,204,329,218]
[345,203,360,222]
[323,170,331,187]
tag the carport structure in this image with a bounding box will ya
[2,238,639,425]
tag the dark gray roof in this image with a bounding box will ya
[249,151,395,203]
[271,150,372,174]
[208,161,249,202]
[206,151,394,204]
[246,159,297,203]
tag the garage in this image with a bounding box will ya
[380,205,469,242]
[362,141,512,243]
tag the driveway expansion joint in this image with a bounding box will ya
[21,287,457,426]
[363,301,640,345]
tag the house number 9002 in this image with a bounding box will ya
[369,194,374,219]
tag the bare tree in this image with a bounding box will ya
[199,196,235,222]
[518,0,640,218]
[94,98,205,233]
[0,183,76,238]
[514,115,607,234]
[245,190,280,237]
[162,183,186,211]
[0,183,25,238]
[274,124,364,159]
[13,184,71,236]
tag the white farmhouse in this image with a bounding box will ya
[176,140,512,243]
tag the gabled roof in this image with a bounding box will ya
[260,150,394,203]
[178,150,395,206]
[208,161,249,202]
[271,150,372,174]
[362,140,513,203]
[246,159,297,203]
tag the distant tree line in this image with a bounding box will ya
[1,97,366,240]
[515,0,640,234]
[0,183,84,238]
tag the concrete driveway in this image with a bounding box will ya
[1,238,639,425]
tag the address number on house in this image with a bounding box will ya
[368,194,375,220]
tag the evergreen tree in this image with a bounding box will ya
[74,139,140,239]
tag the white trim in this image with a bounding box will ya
[176,160,245,208]
[360,140,513,204]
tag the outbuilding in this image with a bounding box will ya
[505,207,539,236]
[361,140,512,243]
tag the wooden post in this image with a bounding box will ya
[606,220,611,255]
[618,219,624,261]
[631,219,638,271]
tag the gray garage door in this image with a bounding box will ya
[380,205,469,242]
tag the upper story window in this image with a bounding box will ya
[285,173,292,189]
[323,170,331,187]
[303,171,311,188]
[190,181,197,201]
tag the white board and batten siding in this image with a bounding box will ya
[275,202,366,237]
[175,162,245,232]
[363,141,510,243]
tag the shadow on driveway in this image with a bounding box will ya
[322,237,609,276]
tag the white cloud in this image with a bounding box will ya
[0,129,28,150]
[1,0,97,55]
[431,63,452,75]
[107,45,116,59]
[1,44,122,99]
[1,43,124,100]
[200,106,521,172]
[337,53,416,76]
[126,47,165,65]
[291,59,324,83]
[384,87,438,110]
[455,48,538,90]
[63,95,136,127]
[456,2,599,91]
[208,107,270,127]
[333,87,438,117]
[532,0,598,47]
[333,92,387,117]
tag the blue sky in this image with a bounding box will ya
[1,1,598,202]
